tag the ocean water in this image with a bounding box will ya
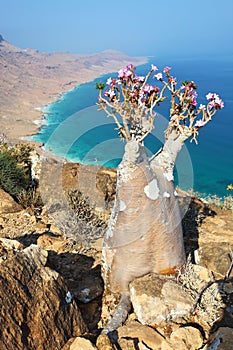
[32,55,233,198]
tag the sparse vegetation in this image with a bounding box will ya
[0,136,38,206]
[67,189,107,229]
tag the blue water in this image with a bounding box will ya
[32,55,233,198]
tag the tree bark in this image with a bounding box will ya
[102,139,185,295]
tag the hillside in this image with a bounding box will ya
[0,35,147,140]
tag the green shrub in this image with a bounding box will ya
[0,150,31,199]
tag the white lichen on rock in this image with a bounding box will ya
[144,179,159,200]
[65,291,72,304]
[163,192,171,198]
[164,172,174,182]
[119,200,127,211]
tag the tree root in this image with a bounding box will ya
[101,294,131,337]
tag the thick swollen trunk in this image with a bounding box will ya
[102,138,185,295]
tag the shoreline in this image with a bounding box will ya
[0,38,148,143]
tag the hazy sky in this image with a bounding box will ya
[1,0,233,57]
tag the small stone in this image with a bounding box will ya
[118,320,164,349]
[96,334,114,350]
[192,264,212,282]
[118,338,137,350]
[70,337,97,350]
[161,326,203,350]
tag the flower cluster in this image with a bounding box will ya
[100,63,163,107]
[96,63,224,143]
[206,93,224,110]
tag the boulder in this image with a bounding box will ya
[130,274,193,325]
[0,188,22,213]
[0,244,87,350]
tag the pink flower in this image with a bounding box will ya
[151,64,158,71]
[217,100,224,109]
[206,92,218,100]
[163,66,171,73]
[125,70,133,77]
[126,64,134,70]
[208,101,215,109]
[109,90,115,98]
[168,76,177,84]
[143,84,154,93]
[215,97,224,109]
[190,98,197,107]
[199,104,206,110]
[103,89,115,98]
[195,120,205,127]
[106,77,113,86]
[134,75,145,82]
[154,73,163,80]
[118,68,127,78]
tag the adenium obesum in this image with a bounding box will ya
[96,63,224,143]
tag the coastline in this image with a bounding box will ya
[0,38,148,143]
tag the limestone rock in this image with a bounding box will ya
[0,237,23,263]
[161,326,203,350]
[70,337,97,350]
[130,274,193,325]
[198,243,233,278]
[0,188,22,213]
[205,327,233,350]
[117,338,138,350]
[0,244,87,350]
[117,320,164,349]
[96,334,114,350]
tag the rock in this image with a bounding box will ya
[205,327,233,350]
[130,274,193,325]
[198,243,233,278]
[0,237,23,263]
[117,320,164,349]
[192,264,212,282]
[0,244,87,350]
[161,326,203,350]
[96,334,114,350]
[70,337,97,350]
[117,338,138,350]
[0,237,23,254]
[0,188,22,213]
[197,207,233,278]
[69,272,104,303]
[37,232,65,251]
[138,343,151,350]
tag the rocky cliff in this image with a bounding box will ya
[0,162,233,349]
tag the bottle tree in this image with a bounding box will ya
[96,64,224,331]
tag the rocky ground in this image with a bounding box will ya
[0,161,233,349]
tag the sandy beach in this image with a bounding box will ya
[0,36,147,143]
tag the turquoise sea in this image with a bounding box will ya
[32,55,233,198]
